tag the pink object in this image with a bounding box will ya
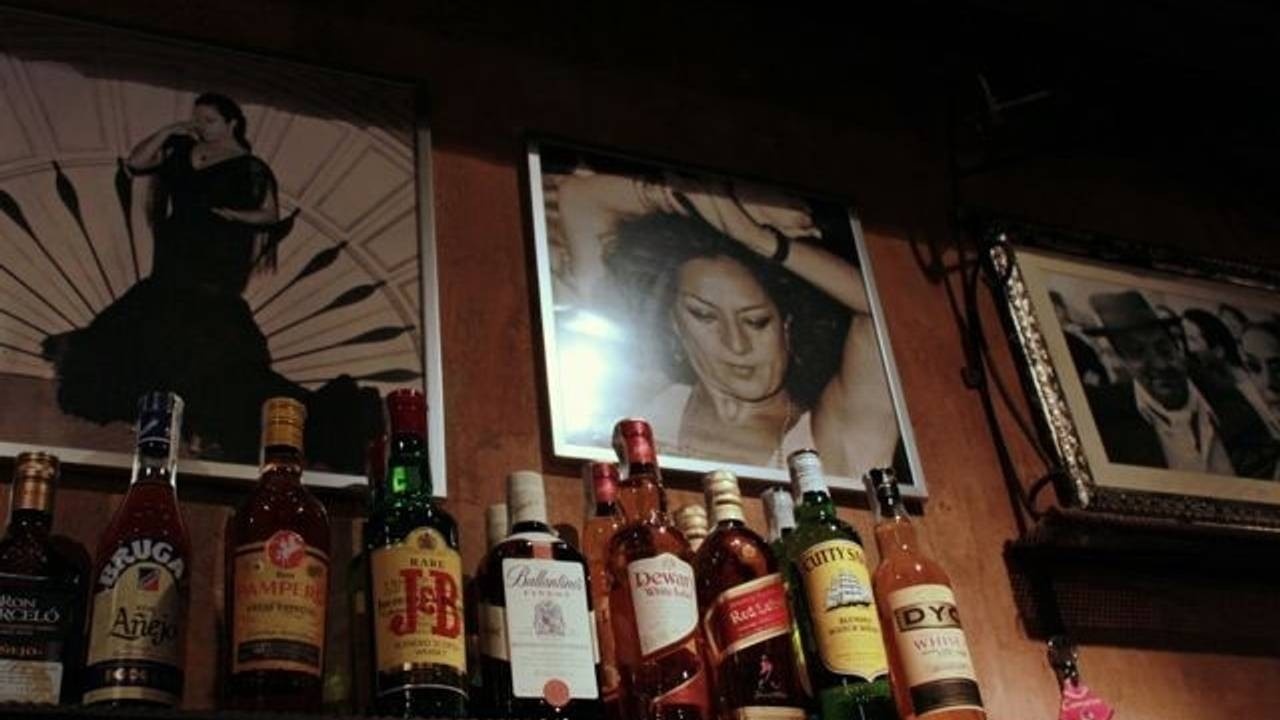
[1060,682,1115,720]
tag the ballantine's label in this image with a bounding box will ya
[795,539,887,680]
[503,558,598,704]
[370,526,465,694]
[627,553,698,656]
[887,584,983,716]
[84,539,186,706]
[232,531,329,676]
[702,573,791,661]
[0,585,77,703]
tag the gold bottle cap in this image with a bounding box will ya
[702,469,745,524]
[507,470,548,528]
[486,503,510,549]
[673,502,709,549]
[12,451,59,513]
[261,396,306,451]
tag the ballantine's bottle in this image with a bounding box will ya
[785,449,895,720]
[227,397,331,711]
[365,389,467,717]
[83,392,190,707]
[0,452,87,704]
[868,469,984,720]
[607,419,711,720]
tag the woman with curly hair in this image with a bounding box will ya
[556,170,896,477]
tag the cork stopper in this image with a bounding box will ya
[507,470,548,528]
[485,503,509,549]
[613,418,656,466]
[787,448,827,498]
[761,486,796,542]
[11,451,59,513]
[584,461,619,505]
[385,388,427,439]
[261,396,306,451]
[673,503,709,550]
[702,469,745,524]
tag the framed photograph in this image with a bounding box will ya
[0,8,447,491]
[987,219,1280,528]
[527,139,925,495]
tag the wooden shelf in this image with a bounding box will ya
[1004,508,1280,655]
[0,706,487,720]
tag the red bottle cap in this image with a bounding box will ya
[613,418,656,465]
[584,461,620,504]
[385,388,427,439]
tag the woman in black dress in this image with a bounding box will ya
[44,93,377,471]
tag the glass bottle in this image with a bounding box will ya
[365,389,467,717]
[226,397,331,711]
[868,469,984,720]
[470,501,508,717]
[608,418,711,720]
[83,392,190,707]
[347,434,386,715]
[0,452,87,704]
[673,504,709,553]
[761,485,811,701]
[581,461,625,720]
[785,449,895,720]
[479,471,601,718]
[693,470,806,720]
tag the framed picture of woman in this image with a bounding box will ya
[527,140,926,495]
[0,8,446,491]
[987,218,1280,528]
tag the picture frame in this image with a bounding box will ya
[0,7,447,492]
[986,217,1280,528]
[527,139,925,496]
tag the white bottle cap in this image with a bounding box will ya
[787,448,828,498]
[485,503,509,549]
[507,470,548,527]
[761,486,796,542]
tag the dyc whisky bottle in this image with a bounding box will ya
[0,452,87,704]
[608,418,711,720]
[581,461,625,719]
[366,389,467,717]
[868,469,984,720]
[479,471,601,718]
[227,397,331,711]
[83,392,191,707]
[693,470,806,720]
[785,450,895,720]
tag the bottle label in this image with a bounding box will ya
[795,539,887,681]
[733,708,808,720]
[0,584,78,703]
[627,553,698,656]
[479,601,508,661]
[502,558,598,704]
[702,573,791,661]
[370,526,466,685]
[83,540,186,706]
[887,584,983,716]
[231,531,329,676]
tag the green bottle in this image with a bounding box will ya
[784,450,896,720]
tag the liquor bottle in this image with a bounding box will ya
[761,485,812,701]
[227,397,331,711]
[673,504,709,552]
[365,389,467,717]
[347,435,386,715]
[608,418,711,720]
[694,470,806,720]
[581,461,625,719]
[785,449,895,720]
[479,471,601,718]
[83,392,191,707]
[868,470,984,720]
[0,452,87,704]
[470,501,508,716]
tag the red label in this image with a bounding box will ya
[1060,683,1114,720]
[390,567,462,638]
[266,530,307,569]
[703,573,791,661]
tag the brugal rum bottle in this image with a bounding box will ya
[83,392,190,707]
[868,469,984,720]
[786,449,895,720]
[366,389,467,717]
[693,470,806,720]
[227,397,331,711]
[608,418,711,720]
[480,471,601,718]
[0,452,87,704]
[582,461,625,719]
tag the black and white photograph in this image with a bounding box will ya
[0,9,445,489]
[528,141,923,492]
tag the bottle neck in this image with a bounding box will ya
[385,433,433,499]
[5,508,52,537]
[130,441,177,487]
[795,488,836,523]
[593,499,620,518]
[873,496,917,555]
[510,519,554,537]
[618,463,666,524]
[260,444,304,479]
